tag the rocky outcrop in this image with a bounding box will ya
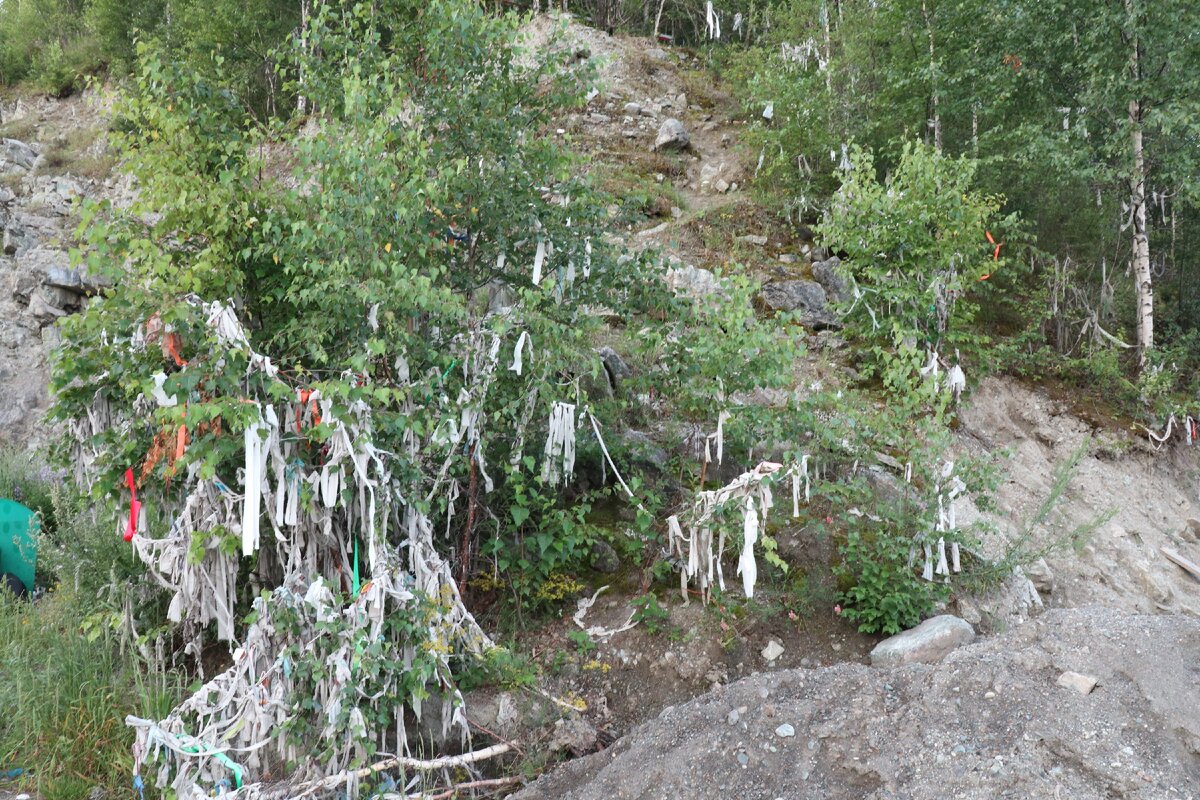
[1,137,39,175]
[0,127,123,447]
[957,377,1200,619]
[513,607,1200,800]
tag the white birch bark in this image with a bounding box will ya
[1126,0,1152,367]
[922,0,941,151]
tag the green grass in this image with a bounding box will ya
[0,589,183,800]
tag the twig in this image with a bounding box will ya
[526,685,585,713]
[465,716,525,757]
[410,775,524,799]
[586,411,640,506]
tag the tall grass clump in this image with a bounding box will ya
[0,587,182,800]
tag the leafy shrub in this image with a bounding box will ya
[630,591,669,633]
[818,142,1018,379]
[837,527,949,635]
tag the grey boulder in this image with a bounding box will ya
[811,256,850,304]
[759,279,839,330]
[870,614,976,667]
[654,118,689,151]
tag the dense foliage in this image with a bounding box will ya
[2,0,1162,791]
[733,0,1200,400]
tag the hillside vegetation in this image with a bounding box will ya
[1,0,1198,798]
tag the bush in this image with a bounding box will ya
[819,142,1018,377]
[0,0,99,92]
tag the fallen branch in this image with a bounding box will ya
[286,743,514,799]
[1161,546,1200,582]
[410,776,524,799]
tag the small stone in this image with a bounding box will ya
[1057,671,1099,695]
[736,751,749,766]
[778,253,798,264]
[726,708,740,725]
[775,723,795,738]
[984,691,996,699]
[738,234,768,246]
[761,640,784,662]
[1026,557,1055,593]
[623,102,642,115]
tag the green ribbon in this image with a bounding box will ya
[181,744,243,790]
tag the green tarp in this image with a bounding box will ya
[0,498,37,592]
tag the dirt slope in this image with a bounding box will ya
[513,606,1200,800]
[958,377,1200,620]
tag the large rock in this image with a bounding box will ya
[0,138,38,174]
[25,293,67,324]
[665,264,721,300]
[512,607,1200,800]
[654,118,689,151]
[44,265,109,297]
[811,255,850,304]
[598,346,631,394]
[590,540,621,574]
[759,280,839,329]
[870,614,975,667]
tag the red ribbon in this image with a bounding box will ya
[985,230,1003,261]
[124,468,141,542]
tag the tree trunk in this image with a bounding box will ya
[1125,0,1151,369]
[652,0,667,40]
[921,0,941,151]
[296,0,310,116]
[821,0,833,94]
[1129,97,1152,367]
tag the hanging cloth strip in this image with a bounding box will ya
[124,467,141,542]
